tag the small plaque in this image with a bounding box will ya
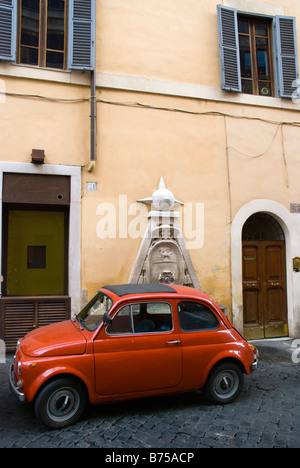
[87,182,98,192]
[293,257,300,272]
[290,204,300,214]
[244,256,256,261]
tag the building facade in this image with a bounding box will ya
[1,0,300,350]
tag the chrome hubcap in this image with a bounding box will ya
[47,387,80,422]
[214,370,239,399]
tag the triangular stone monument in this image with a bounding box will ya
[129,177,201,289]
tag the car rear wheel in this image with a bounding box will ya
[204,362,244,405]
[35,377,87,429]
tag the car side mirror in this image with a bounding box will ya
[103,312,113,326]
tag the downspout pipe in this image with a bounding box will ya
[88,69,96,172]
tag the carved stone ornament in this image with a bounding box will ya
[146,240,184,284]
[129,177,201,289]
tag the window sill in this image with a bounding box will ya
[0,61,90,86]
[98,72,300,112]
[1,63,299,112]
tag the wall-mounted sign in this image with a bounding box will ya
[87,182,98,192]
[293,257,300,272]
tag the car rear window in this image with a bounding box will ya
[178,301,219,332]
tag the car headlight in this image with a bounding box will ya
[248,343,258,359]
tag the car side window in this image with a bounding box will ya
[106,302,173,335]
[178,301,219,332]
[106,305,132,335]
[133,302,172,333]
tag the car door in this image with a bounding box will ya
[177,300,223,389]
[93,300,182,396]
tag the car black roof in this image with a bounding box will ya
[102,284,177,296]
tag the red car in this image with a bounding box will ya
[9,284,257,429]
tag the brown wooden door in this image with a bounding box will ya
[0,174,71,351]
[242,241,288,339]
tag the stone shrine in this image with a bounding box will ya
[129,177,201,289]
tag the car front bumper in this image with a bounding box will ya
[9,362,25,402]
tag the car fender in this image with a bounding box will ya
[24,356,95,403]
[200,348,249,389]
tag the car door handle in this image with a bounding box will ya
[166,340,181,345]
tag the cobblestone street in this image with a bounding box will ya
[0,339,299,449]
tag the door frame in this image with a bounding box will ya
[231,199,300,338]
[0,162,81,318]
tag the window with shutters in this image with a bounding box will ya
[68,0,95,70]
[0,0,95,71]
[238,16,274,97]
[0,0,17,61]
[17,0,67,70]
[217,5,300,99]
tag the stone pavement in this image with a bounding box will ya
[0,339,299,449]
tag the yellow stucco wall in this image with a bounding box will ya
[97,0,300,87]
[0,77,90,166]
[81,87,300,312]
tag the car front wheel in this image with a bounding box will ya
[204,362,244,405]
[34,377,87,429]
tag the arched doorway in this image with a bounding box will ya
[242,213,288,339]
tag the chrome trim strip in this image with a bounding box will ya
[9,362,25,402]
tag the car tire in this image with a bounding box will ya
[204,362,244,405]
[34,377,87,429]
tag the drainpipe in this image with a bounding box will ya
[88,69,96,172]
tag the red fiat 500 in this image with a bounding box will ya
[9,284,257,429]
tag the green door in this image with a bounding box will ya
[6,209,67,296]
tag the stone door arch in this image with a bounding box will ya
[231,200,300,338]
[242,213,288,339]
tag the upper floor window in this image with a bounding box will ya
[238,16,274,97]
[217,5,299,99]
[0,0,95,71]
[18,0,67,70]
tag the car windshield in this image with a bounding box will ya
[76,291,113,331]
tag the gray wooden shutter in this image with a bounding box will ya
[0,0,16,61]
[275,16,299,98]
[217,5,241,92]
[68,0,96,70]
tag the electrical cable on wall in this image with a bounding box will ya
[0,91,88,103]
[0,90,298,185]
[2,90,300,127]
